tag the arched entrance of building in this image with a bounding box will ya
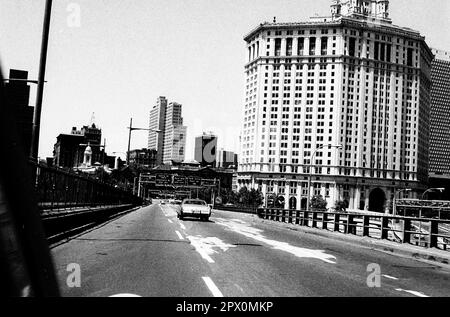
[289,197,297,210]
[369,188,386,213]
[301,198,308,210]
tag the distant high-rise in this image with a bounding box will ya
[429,48,450,177]
[217,148,238,169]
[148,96,167,165]
[148,97,187,165]
[163,102,187,164]
[195,132,218,167]
[4,69,34,158]
[238,0,433,212]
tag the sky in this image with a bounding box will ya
[1,0,449,161]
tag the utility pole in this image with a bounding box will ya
[127,118,133,165]
[30,0,53,161]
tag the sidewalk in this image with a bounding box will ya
[247,213,450,269]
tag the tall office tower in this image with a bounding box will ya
[149,96,167,166]
[4,69,34,158]
[237,0,433,213]
[429,49,450,178]
[162,102,187,165]
[195,132,218,167]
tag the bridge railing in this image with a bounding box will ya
[257,208,450,251]
[32,162,141,212]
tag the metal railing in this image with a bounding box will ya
[32,162,142,211]
[257,208,450,251]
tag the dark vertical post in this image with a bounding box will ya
[31,0,53,161]
[127,118,133,165]
[381,216,389,240]
[429,220,438,248]
[402,218,411,244]
[362,215,370,237]
[322,213,328,230]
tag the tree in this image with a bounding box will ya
[310,195,327,211]
[334,200,348,213]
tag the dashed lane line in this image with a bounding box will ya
[395,288,430,297]
[382,275,399,280]
[175,230,184,240]
[202,277,224,297]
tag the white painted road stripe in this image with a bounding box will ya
[175,230,184,240]
[202,277,224,297]
[383,275,399,280]
[179,222,186,230]
[395,288,429,297]
[168,219,173,224]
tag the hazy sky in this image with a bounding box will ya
[1,0,449,161]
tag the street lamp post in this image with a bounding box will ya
[30,0,53,162]
[306,144,342,212]
[126,117,161,165]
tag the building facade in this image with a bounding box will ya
[149,96,167,166]
[162,102,187,165]
[237,0,433,213]
[4,69,34,158]
[53,124,104,169]
[128,148,157,170]
[429,48,450,177]
[148,97,187,165]
[195,132,218,167]
[217,148,238,169]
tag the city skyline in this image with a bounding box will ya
[0,0,449,161]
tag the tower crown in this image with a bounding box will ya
[331,0,390,21]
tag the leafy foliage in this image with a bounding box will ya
[310,195,328,211]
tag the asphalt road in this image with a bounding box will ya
[51,203,450,297]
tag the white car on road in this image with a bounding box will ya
[177,199,211,221]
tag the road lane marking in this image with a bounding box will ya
[179,222,186,230]
[382,274,399,280]
[202,277,224,297]
[395,288,429,297]
[168,219,173,224]
[187,235,235,264]
[215,218,336,264]
[175,230,184,240]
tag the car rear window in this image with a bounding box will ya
[184,200,206,205]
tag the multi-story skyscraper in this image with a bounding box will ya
[163,102,187,164]
[429,48,450,177]
[4,69,34,158]
[237,0,433,213]
[195,132,218,167]
[149,97,187,165]
[149,96,167,165]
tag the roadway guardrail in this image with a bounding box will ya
[257,208,450,251]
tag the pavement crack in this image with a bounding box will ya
[74,238,190,244]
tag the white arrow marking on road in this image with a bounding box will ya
[382,274,399,280]
[168,219,173,224]
[202,277,224,297]
[175,230,184,240]
[187,236,236,264]
[395,288,429,297]
[215,218,337,264]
